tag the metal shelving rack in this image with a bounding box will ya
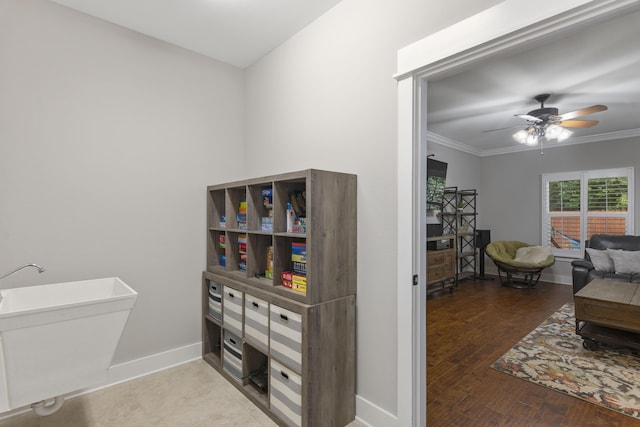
[441,187,477,282]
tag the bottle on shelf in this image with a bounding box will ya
[286,202,295,233]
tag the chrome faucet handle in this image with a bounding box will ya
[0,264,46,281]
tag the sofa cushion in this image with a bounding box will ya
[585,248,615,273]
[607,249,640,274]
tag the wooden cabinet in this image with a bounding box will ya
[427,235,456,295]
[202,169,356,427]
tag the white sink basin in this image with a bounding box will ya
[0,277,137,412]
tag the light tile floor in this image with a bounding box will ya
[0,360,365,427]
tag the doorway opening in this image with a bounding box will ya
[395,1,640,425]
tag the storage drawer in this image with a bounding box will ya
[428,266,447,282]
[244,294,269,354]
[270,304,302,374]
[208,281,222,321]
[270,358,302,427]
[223,329,243,382]
[223,288,244,336]
[428,251,447,266]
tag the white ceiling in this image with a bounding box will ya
[49,0,343,68]
[427,7,640,156]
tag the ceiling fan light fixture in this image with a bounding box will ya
[525,132,539,146]
[544,124,563,140]
[512,129,529,144]
[513,127,540,146]
[557,128,573,142]
[507,94,606,148]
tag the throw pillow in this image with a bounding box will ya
[514,245,552,264]
[606,249,640,274]
[585,248,615,273]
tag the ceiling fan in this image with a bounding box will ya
[512,94,608,146]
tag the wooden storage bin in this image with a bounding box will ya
[223,287,244,337]
[223,329,244,383]
[270,304,302,374]
[270,359,302,427]
[244,294,269,354]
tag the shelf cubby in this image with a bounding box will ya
[207,229,227,271]
[225,186,247,231]
[202,278,223,369]
[273,178,306,234]
[247,183,273,232]
[247,233,273,282]
[208,189,226,229]
[243,344,269,399]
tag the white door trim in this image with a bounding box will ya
[395,1,640,425]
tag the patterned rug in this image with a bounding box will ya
[491,303,640,419]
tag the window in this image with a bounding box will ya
[542,167,634,257]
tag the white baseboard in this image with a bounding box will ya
[105,342,202,387]
[355,394,398,427]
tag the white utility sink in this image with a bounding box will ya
[0,277,137,413]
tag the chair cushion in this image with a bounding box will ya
[514,246,553,264]
[486,241,530,262]
[486,241,555,268]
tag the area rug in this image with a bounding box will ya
[491,302,640,419]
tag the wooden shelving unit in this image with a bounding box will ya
[203,169,357,427]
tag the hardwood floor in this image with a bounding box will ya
[427,278,640,426]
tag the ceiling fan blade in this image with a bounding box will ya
[557,104,608,120]
[515,114,542,122]
[559,119,599,128]
[482,125,520,133]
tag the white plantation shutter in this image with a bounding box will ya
[585,170,631,237]
[542,168,634,258]
[542,172,581,258]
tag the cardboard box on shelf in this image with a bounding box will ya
[292,274,307,294]
[281,271,293,288]
[291,243,306,262]
[262,187,273,211]
[265,246,273,279]
[261,217,273,232]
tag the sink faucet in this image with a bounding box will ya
[0,264,46,281]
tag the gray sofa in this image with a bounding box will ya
[571,234,640,293]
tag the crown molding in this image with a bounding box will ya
[428,128,640,157]
[426,132,483,156]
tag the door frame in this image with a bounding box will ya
[395,1,640,425]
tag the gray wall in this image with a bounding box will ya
[479,138,640,283]
[243,0,501,417]
[428,143,481,192]
[1,0,245,363]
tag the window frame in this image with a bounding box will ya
[542,167,634,258]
